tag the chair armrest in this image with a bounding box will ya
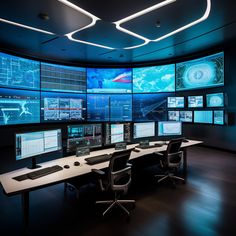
[127,163,132,167]
[91,169,106,176]
[154,152,164,157]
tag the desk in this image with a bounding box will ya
[0,139,202,231]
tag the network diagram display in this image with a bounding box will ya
[180,111,193,122]
[188,95,203,108]
[206,93,224,107]
[133,93,170,121]
[176,52,224,91]
[214,110,224,125]
[158,121,182,136]
[0,88,40,125]
[194,111,213,124]
[0,52,40,90]
[133,64,175,93]
[16,129,62,160]
[167,97,184,108]
[133,122,155,139]
[87,68,132,93]
[168,111,180,121]
[41,62,86,93]
[41,92,86,122]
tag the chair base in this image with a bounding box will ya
[155,173,185,185]
[96,199,135,216]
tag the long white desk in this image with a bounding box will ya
[0,139,202,231]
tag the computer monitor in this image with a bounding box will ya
[188,95,203,108]
[194,110,213,124]
[158,121,182,136]
[214,110,224,125]
[179,111,193,122]
[67,124,102,152]
[133,122,155,139]
[168,111,180,121]
[206,92,224,107]
[105,123,131,145]
[167,97,184,108]
[16,129,62,169]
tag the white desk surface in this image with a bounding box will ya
[0,140,202,196]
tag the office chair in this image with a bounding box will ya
[92,148,135,216]
[155,138,185,186]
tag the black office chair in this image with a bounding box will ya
[92,148,135,216]
[155,138,185,185]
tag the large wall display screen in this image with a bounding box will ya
[87,68,132,93]
[176,52,224,91]
[133,64,175,93]
[133,93,170,121]
[0,52,40,90]
[41,92,86,122]
[0,88,40,125]
[41,62,86,93]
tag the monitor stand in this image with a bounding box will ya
[28,157,41,169]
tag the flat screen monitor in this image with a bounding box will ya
[194,110,213,124]
[133,122,155,139]
[180,111,193,122]
[0,88,40,126]
[16,129,62,169]
[168,111,180,121]
[41,62,86,93]
[214,110,224,125]
[133,93,170,121]
[176,52,224,91]
[167,97,184,108]
[133,64,175,93]
[41,92,86,122]
[206,92,224,107]
[67,124,102,152]
[158,121,182,136]
[0,52,40,90]
[87,68,132,93]
[105,123,131,145]
[188,95,203,108]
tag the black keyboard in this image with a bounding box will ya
[136,143,163,149]
[85,154,112,165]
[27,165,63,179]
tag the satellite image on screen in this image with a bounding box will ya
[0,52,40,90]
[133,93,170,121]
[206,93,224,107]
[133,64,175,93]
[87,68,132,93]
[0,88,40,125]
[41,92,86,122]
[176,52,224,91]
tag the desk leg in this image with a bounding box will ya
[22,192,29,233]
[183,148,187,179]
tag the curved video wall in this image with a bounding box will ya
[0,51,224,126]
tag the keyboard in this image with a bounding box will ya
[85,154,112,165]
[136,143,163,149]
[27,165,63,180]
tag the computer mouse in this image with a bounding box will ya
[74,161,80,166]
[64,165,70,169]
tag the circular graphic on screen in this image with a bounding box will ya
[183,62,215,88]
[209,95,223,107]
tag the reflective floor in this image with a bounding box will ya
[0,146,236,236]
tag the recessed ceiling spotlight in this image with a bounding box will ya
[38,13,50,21]
[155,21,161,28]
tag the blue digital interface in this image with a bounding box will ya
[133,64,175,93]
[168,111,180,121]
[188,96,203,108]
[158,121,182,136]
[133,122,155,139]
[133,93,170,121]
[206,93,224,107]
[87,68,132,93]
[0,88,40,126]
[214,110,224,125]
[0,52,40,90]
[41,92,86,122]
[194,111,213,124]
[167,97,184,108]
[180,111,193,122]
[41,62,86,93]
[176,52,224,91]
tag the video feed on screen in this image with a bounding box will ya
[168,111,180,121]
[87,68,132,93]
[188,96,203,108]
[41,92,86,122]
[167,97,184,108]
[0,52,40,90]
[176,52,224,91]
[158,121,182,136]
[206,93,224,107]
[214,110,224,125]
[133,64,175,93]
[179,111,193,122]
[133,93,170,121]
[133,122,155,139]
[41,62,86,93]
[194,111,213,124]
[0,88,40,125]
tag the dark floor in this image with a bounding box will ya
[0,146,236,236]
